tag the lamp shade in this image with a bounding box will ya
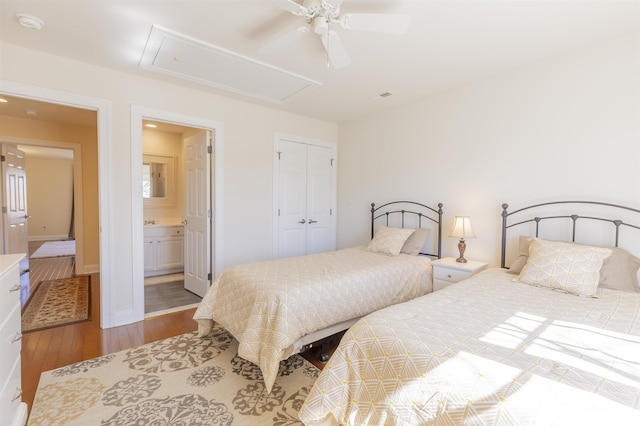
[449,216,476,239]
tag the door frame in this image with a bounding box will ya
[0,137,85,272]
[131,106,224,320]
[0,79,113,326]
[272,132,337,257]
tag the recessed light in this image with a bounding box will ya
[0,98,8,103]
[26,109,38,117]
[15,13,44,30]
[145,123,158,128]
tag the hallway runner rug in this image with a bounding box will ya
[28,325,320,425]
[21,276,90,333]
[30,240,76,258]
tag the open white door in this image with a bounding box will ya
[183,130,211,297]
[1,144,30,304]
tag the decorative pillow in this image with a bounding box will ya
[518,239,612,297]
[510,237,640,292]
[598,247,640,293]
[507,235,531,274]
[400,228,431,255]
[366,226,415,256]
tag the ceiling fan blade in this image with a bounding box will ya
[269,0,308,15]
[321,31,351,69]
[340,13,411,34]
[259,26,309,54]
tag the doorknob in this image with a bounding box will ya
[298,219,306,224]
[182,220,188,225]
[308,219,318,224]
[23,215,31,219]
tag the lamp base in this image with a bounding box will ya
[456,238,467,263]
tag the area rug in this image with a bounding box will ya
[21,276,90,333]
[28,325,320,425]
[31,240,76,258]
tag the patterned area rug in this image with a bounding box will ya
[21,276,90,333]
[30,240,76,258]
[28,325,320,425]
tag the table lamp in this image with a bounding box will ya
[449,216,476,263]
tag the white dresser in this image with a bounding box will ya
[0,254,27,426]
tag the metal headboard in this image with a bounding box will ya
[371,201,443,258]
[501,201,640,268]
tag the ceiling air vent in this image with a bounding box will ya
[140,25,321,104]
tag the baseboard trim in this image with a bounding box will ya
[76,263,100,275]
[28,235,70,242]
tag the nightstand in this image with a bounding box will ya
[431,257,488,291]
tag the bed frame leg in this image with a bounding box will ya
[317,341,330,363]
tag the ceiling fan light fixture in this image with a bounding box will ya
[313,16,329,35]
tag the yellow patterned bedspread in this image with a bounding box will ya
[193,246,433,393]
[300,267,640,425]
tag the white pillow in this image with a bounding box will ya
[518,239,612,297]
[366,226,415,256]
[400,228,431,256]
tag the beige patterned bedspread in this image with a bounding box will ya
[193,246,433,393]
[300,268,640,425]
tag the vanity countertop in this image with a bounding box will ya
[144,220,183,227]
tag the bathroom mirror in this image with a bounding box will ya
[143,154,176,207]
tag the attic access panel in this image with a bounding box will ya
[140,25,321,104]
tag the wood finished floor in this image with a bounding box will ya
[21,242,341,419]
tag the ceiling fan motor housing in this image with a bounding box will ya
[303,0,341,25]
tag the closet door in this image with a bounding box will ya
[276,138,335,258]
[305,144,333,254]
[278,140,307,258]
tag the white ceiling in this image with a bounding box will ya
[1,0,638,124]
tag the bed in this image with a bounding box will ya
[300,201,640,425]
[194,200,443,393]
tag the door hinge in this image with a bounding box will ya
[278,208,281,216]
[331,158,335,166]
[277,151,282,160]
[330,208,333,215]
[208,272,212,281]
[207,145,212,154]
[0,155,4,162]
[207,209,212,218]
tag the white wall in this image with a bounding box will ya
[24,156,74,241]
[337,32,640,266]
[0,42,338,327]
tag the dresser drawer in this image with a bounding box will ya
[0,356,23,426]
[0,264,20,316]
[0,303,22,385]
[433,266,472,283]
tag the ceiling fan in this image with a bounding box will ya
[260,0,411,69]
